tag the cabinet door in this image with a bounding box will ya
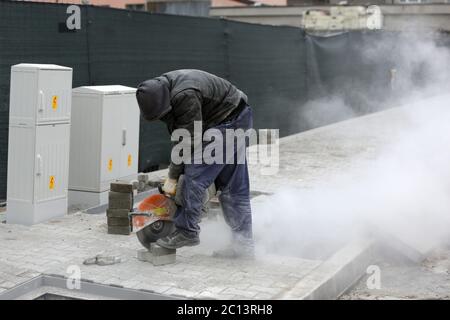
[37,70,72,124]
[119,94,139,178]
[99,96,122,191]
[34,124,70,203]
[9,70,39,126]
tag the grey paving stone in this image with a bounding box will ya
[106,209,130,218]
[108,199,133,210]
[110,182,133,194]
[222,287,258,298]
[137,173,149,183]
[107,217,131,227]
[254,292,274,299]
[108,192,133,210]
[149,243,176,256]
[0,281,17,289]
[137,249,176,266]
[164,287,196,298]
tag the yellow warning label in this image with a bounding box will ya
[153,207,167,216]
[52,96,58,110]
[49,176,55,190]
[108,158,113,172]
[127,154,132,167]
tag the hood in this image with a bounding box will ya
[136,76,171,121]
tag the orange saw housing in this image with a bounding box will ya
[134,193,174,227]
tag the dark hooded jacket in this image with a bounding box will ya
[136,69,248,179]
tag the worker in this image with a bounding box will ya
[136,69,254,258]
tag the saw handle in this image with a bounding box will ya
[129,212,152,218]
[158,182,176,199]
[157,183,164,195]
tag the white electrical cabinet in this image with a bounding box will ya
[69,85,139,209]
[7,64,72,225]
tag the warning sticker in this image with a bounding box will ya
[108,158,113,172]
[52,96,58,110]
[49,176,55,190]
[128,154,132,167]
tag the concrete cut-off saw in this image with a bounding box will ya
[131,175,213,249]
[131,190,177,250]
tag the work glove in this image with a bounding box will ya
[162,178,177,196]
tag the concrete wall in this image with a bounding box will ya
[210,4,450,31]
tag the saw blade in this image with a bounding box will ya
[136,219,175,249]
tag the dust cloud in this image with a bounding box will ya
[199,32,450,258]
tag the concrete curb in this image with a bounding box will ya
[0,275,181,300]
[375,232,425,264]
[279,238,376,300]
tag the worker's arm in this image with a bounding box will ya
[167,89,203,181]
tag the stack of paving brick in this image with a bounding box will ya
[133,173,164,192]
[107,182,134,235]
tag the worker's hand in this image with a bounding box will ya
[162,178,177,196]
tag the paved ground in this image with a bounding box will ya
[0,211,321,299]
[1,93,449,299]
[341,246,450,300]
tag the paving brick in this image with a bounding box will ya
[138,181,146,191]
[194,291,219,299]
[0,281,17,289]
[137,173,149,183]
[137,249,150,261]
[109,191,133,201]
[108,192,133,210]
[108,226,131,235]
[137,249,176,266]
[110,182,133,194]
[222,287,258,298]
[254,293,274,299]
[248,285,280,295]
[149,243,176,256]
[106,209,130,218]
[107,217,131,227]
[152,255,176,266]
[165,287,195,298]
[130,180,139,190]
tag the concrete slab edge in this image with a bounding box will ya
[0,276,44,300]
[279,238,377,300]
[0,274,182,300]
[375,232,425,264]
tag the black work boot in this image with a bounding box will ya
[156,229,200,250]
